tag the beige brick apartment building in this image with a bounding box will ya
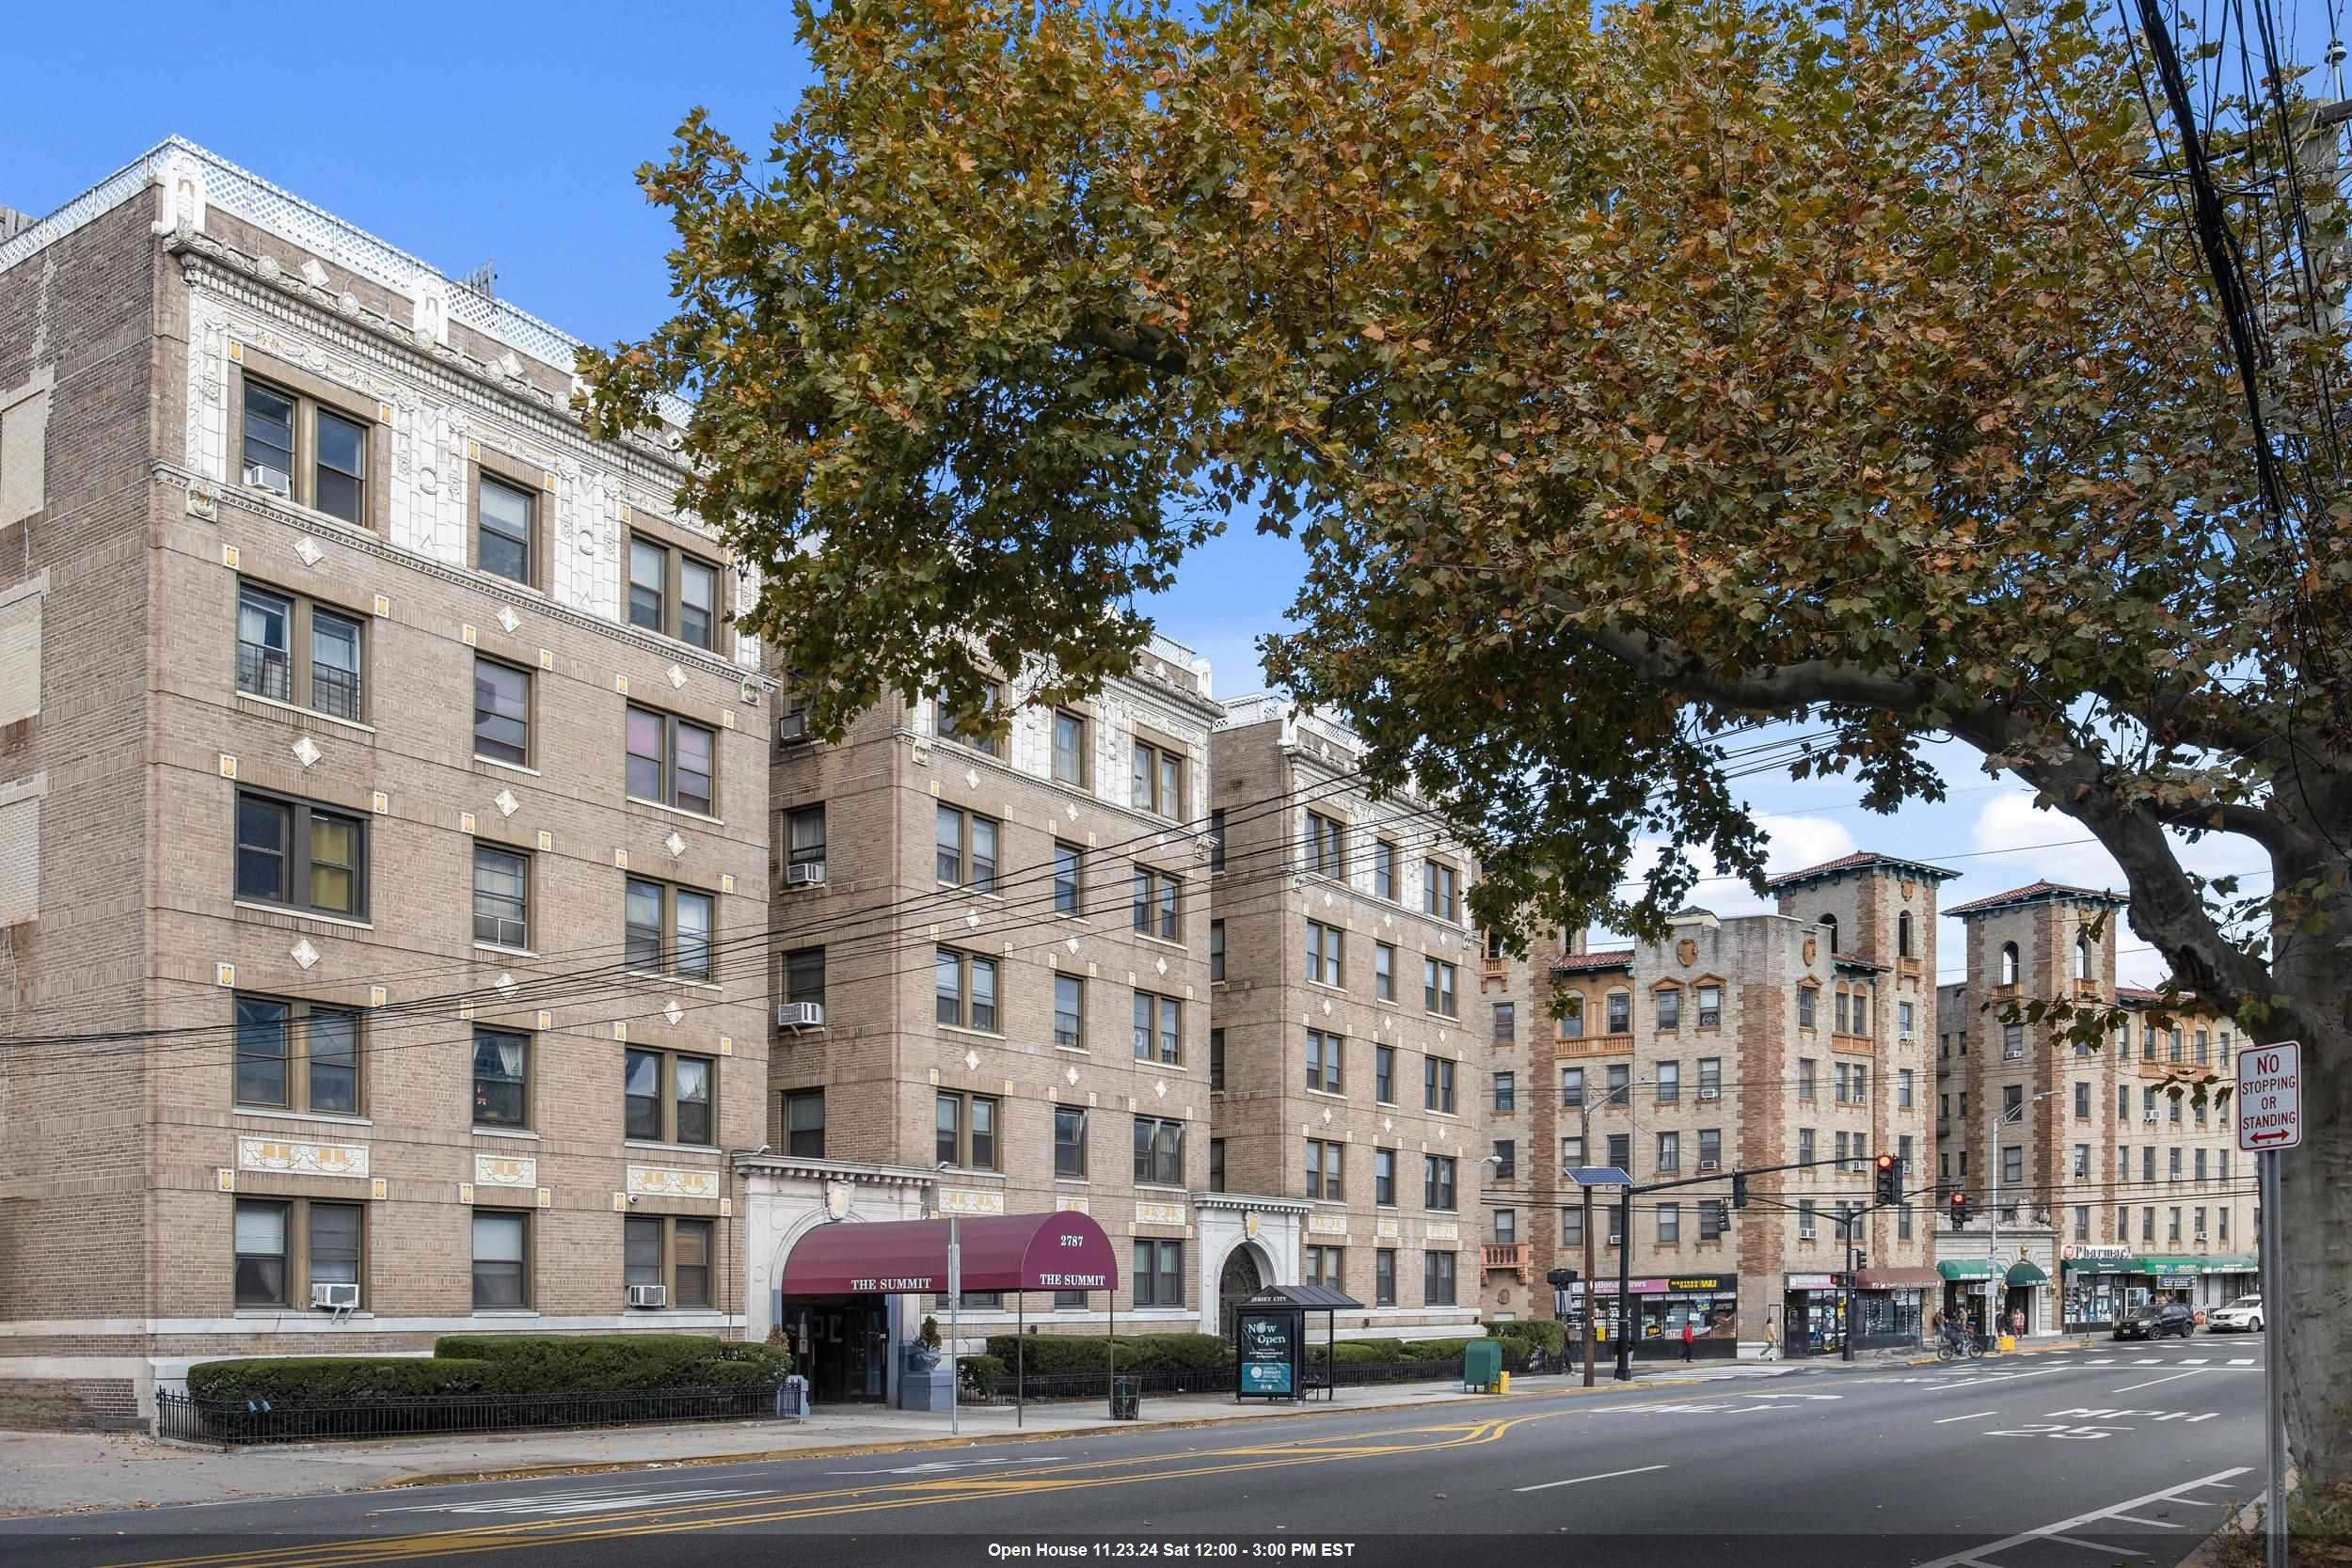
[740,641,1225,1398]
[1937,881,2259,1331]
[1484,853,1947,1360]
[1206,697,1485,1339]
[0,142,774,1426]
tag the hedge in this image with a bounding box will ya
[1486,1319,1568,1355]
[981,1333,1228,1374]
[1330,1338,1407,1363]
[186,1334,790,1405]
[960,1354,1008,1398]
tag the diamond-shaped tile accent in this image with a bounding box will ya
[664,830,686,858]
[1154,957,1168,977]
[667,663,688,689]
[1324,891,1335,907]
[497,605,520,634]
[1065,936,1080,954]
[299,258,330,288]
[964,767,980,789]
[1065,803,1079,820]
[295,536,324,568]
[291,736,322,768]
[663,1000,684,1025]
[495,972,515,992]
[1065,1066,1080,1085]
[289,939,319,970]
[493,788,519,817]
[1154,1080,1168,1099]
[1322,1107,1334,1125]
[966,911,981,928]
[1382,1117,1394,1133]
[964,1050,980,1070]
[1321,998,1333,1016]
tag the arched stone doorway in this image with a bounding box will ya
[1218,1243,1268,1341]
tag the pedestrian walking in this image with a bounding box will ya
[1680,1320,1695,1362]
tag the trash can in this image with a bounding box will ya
[778,1375,811,1419]
[1462,1338,1503,1392]
[1110,1376,1142,1420]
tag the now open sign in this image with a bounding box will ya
[2235,1041,2302,1153]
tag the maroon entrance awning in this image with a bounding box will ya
[777,1211,1120,1296]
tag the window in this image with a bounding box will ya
[1820,913,1838,953]
[471,1209,530,1307]
[1032,707,1086,788]
[1306,920,1344,985]
[1698,1057,1721,1101]
[1053,841,1083,914]
[1307,812,1345,876]
[1424,1055,1456,1113]
[1303,1029,1344,1094]
[1657,1203,1681,1244]
[1054,974,1086,1050]
[783,1089,826,1157]
[1423,861,1459,922]
[1375,1148,1397,1206]
[1562,1131,1585,1166]
[932,683,1004,755]
[1657,1131,1681,1174]
[936,949,1003,1033]
[1494,1070,1517,1113]
[2220,1205,2231,1240]
[1306,1139,1345,1200]
[2196,1148,2208,1181]
[2169,1206,2184,1243]
[234,1196,363,1307]
[1133,1116,1185,1186]
[1560,995,1585,1038]
[1211,1029,1225,1089]
[240,379,370,525]
[1373,840,1397,901]
[1374,942,1397,1002]
[2143,1207,2156,1243]
[1304,1245,1345,1290]
[1561,1067,1584,1108]
[234,790,366,918]
[1493,1208,1518,1245]
[782,946,826,1013]
[1798,1200,1818,1241]
[626,706,716,816]
[2004,1084,2023,1118]
[1835,1131,1851,1171]
[2143,1023,2158,1062]
[237,583,364,721]
[627,535,723,651]
[1423,958,1457,1017]
[1423,1153,1458,1210]
[1798,987,1817,1029]
[1209,1138,1226,1193]
[1999,942,2020,987]
[1207,809,1225,872]
[1375,1249,1397,1307]
[2169,1148,2183,1181]
[1899,1001,1915,1037]
[936,1091,1001,1170]
[1696,985,1722,1029]
[2169,1091,2184,1124]
[2221,1148,2231,1181]
[2073,1144,2090,1178]
[234,995,360,1115]
[469,1027,531,1128]
[1656,1061,1680,1102]
[1375,1045,1396,1104]
[935,804,1000,894]
[1132,867,1182,940]
[1797,1058,1817,1102]
[1656,987,1682,1032]
[1606,992,1630,1034]
[1422,1250,1458,1306]
[1836,991,1851,1035]
[1131,738,1185,817]
[625,1048,715,1146]
[467,844,532,950]
[1834,1062,1852,1103]
[2169,1029,2184,1064]
[1210,920,1225,982]
[625,1214,715,1308]
[2144,1146,2156,1181]
[475,473,536,585]
[2002,1022,2025,1058]
[1898,911,1915,959]
[1899,1069,1915,1109]
[1799,1127,1817,1165]
[628,879,715,980]
[1608,1063,1630,1102]
[1132,990,1182,1063]
[2000,1145,2024,1185]
[1055,1104,1089,1178]
[786,806,827,876]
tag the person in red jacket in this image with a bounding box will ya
[1681,1319,1696,1362]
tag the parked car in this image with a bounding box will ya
[2114,1301,2197,1340]
[2206,1296,2265,1334]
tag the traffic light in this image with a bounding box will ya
[1546,1267,1580,1289]
[1731,1172,1749,1210]
[1949,1189,1972,1227]
[1874,1152,1899,1205]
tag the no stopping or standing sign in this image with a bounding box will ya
[2235,1040,2301,1153]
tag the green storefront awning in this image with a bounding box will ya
[1937,1259,1998,1280]
[2200,1254,2260,1275]
[2006,1259,2049,1286]
[2138,1254,2205,1278]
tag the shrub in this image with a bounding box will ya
[981,1332,1227,1374]
[1330,1338,1408,1363]
[1486,1319,1567,1355]
[1398,1338,1476,1361]
[960,1354,1007,1397]
[433,1333,786,1393]
[187,1355,496,1404]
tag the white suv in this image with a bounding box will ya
[2206,1295,2264,1333]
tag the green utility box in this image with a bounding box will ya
[1463,1338,1503,1392]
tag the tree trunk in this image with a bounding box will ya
[2270,950,2352,1497]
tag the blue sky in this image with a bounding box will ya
[3,1,2275,983]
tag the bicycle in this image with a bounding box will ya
[1934,1332,1986,1362]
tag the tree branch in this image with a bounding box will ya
[1068,321,1188,373]
[2145,799,2316,861]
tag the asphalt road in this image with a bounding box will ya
[4,1335,2273,1568]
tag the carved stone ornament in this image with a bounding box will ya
[1677,938,1698,967]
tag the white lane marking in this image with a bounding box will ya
[1928,1368,2069,1393]
[378,1486,763,1516]
[2178,1358,2209,1366]
[1934,1410,1998,1424]
[2230,1358,2256,1366]
[2108,1514,2184,1529]
[2045,1534,2147,1557]
[2111,1370,2203,1393]
[1907,1465,2252,1568]
[826,1456,1070,1476]
[1515,1463,1672,1493]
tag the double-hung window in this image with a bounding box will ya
[234,790,367,919]
[1375,1148,1397,1205]
[1133,1240,1184,1307]
[936,804,999,893]
[471,1028,531,1128]
[627,878,714,979]
[627,534,724,651]
[1374,942,1396,1001]
[936,1091,1001,1170]
[475,473,537,586]
[1052,711,1088,786]
[786,805,827,879]
[1055,1104,1089,1178]
[1372,840,1397,900]
[1307,812,1345,876]
[1423,1154,1458,1211]
[1132,990,1182,1063]
[1422,861,1459,921]
[1306,920,1343,985]
[1306,1029,1343,1093]
[1134,1116,1184,1185]
[624,1214,716,1308]
[234,1196,364,1307]
[1210,919,1225,981]
[626,705,716,816]
[934,684,1004,755]
[785,1089,826,1157]
[1132,866,1181,939]
[1306,1139,1344,1200]
[473,658,531,766]
[1424,1055,1456,1113]
[472,844,529,949]
[237,583,364,721]
[782,946,826,1010]
[1053,841,1083,913]
[233,995,360,1115]
[1422,1250,1457,1306]
[1054,974,1086,1050]
[239,379,370,526]
[935,948,1002,1032]
[471,1210,530,1307]
[1375,1044,1396,1103]
[1423,958,1457,1016]
[624,1047,715,1146]
[1131,738,1184,817]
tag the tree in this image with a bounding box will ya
[582,0,2352,1483]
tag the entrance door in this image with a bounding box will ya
[1218,1245,1264,1341]
[782,1299,889,1404]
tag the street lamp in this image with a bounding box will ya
[1986,1089,2062,1338]
[1563,1075,1647,1386]
[934,1162,961,1436]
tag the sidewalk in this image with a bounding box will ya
[0,1371,1692,1518]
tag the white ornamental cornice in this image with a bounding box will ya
[158,459,778,693]
[729,1151,942,1188]
[1192,1191,1313,1215]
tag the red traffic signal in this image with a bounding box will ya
[1948,1188,1972,1227]
[1874,1152,1899,1204]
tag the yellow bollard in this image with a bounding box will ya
[1496,1370,1510,1394]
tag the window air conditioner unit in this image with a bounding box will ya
[784,862,827,888]
[1899,1030,1914,1042]
[776,1002,825,1030]
[244,462,290,497]
[626,1284,667,1308]
[1698,1086,1720,1101]
[1698,1160,1721,1172]
[310,1282,359,1310]
[777,712,810,746]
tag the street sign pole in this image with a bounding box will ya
[2235,1038,2300,1568]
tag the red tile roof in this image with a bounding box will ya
[1764,850,1963,889]
[1552,947,1636,974]
[1943,879,2131,918]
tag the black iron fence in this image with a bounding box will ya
[157,1383,786,1447]
[972,1347,1544,1405]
